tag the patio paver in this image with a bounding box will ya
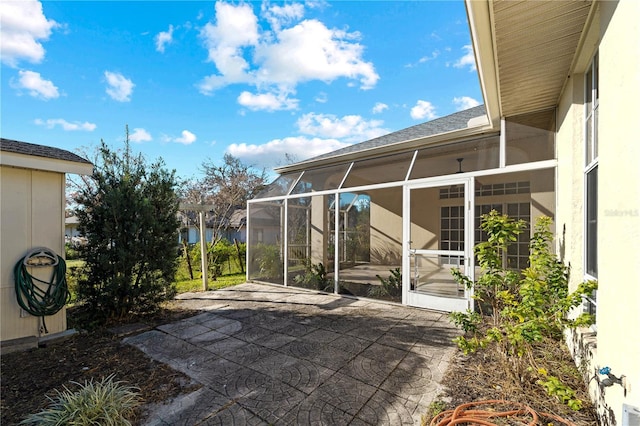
[124,282,459,425]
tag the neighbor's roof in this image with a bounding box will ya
[275,105,491,173]
[0,138,93,175]
[229,209,247,227]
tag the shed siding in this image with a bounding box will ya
[1,166,67,341]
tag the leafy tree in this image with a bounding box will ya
[73,130,180,320]
[179,154,266,277]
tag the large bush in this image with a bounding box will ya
[73,135,180,320]
[449,211,597,410]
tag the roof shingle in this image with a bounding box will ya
[306,104,486,162]
[0,138,91,165]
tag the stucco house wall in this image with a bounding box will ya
[555,0,640,422]
[0,139,92,346]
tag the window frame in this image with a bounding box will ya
[583,53,599,322]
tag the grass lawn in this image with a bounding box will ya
[65,259,85,268]
[66,255,246,296]
[174,273,246,293]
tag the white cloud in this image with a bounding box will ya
[315,92,328,103]
[453,96,480,111]
[174,130,197,145]
[297,112,388,143]
[372,102,388,114]
[197,2,379,110]
[34,118,96,131]
[238,90,299,111]
[255,19,378,90]
[453,44,476,71]
[12,70,59,99]
[419,50,440,63]
[104,71,134,102]
[129,128,152,143]
[0,0,58,67]
[198,2,259,91]
[228,136,349,169]
[410,100,437,120]
[261,2,304,31]
[155,24,174,53]
[405,50,440,68]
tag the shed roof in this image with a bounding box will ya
[0,138,93,175]
[1,138,91,164]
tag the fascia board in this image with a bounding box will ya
[465,0,502,125]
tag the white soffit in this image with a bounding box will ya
[491,0,593,117]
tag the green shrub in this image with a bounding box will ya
[64,243,80,260]
[20,375,141,425]
[369,267,402,298]
[293,260,331,292]
[449,211,597,410]
[73,135,180,321]
[250,243,282,279]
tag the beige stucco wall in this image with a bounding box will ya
[310,195,328,266]
[557,0,640,422]
[370,188,403,265]
[0,166,67,342]
[409,187,440,251]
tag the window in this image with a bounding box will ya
[584,53,598,317]
[441,206,464,251]
[474,201,530,270]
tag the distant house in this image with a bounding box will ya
[227,208,247,243]
[246,1,639,423]
[178,208,247,245]
[0,138,93,351]
[65,215,81,238]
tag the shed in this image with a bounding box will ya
[0,138,93,352]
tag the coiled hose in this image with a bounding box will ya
[430,400,577,426]
[14,247,70,334]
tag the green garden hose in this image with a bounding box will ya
[14,247,70,334]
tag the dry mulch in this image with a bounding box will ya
[434,338,599,425]
[1,302,200,425]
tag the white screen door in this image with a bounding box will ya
[403,179,473,311]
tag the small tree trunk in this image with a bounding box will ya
[183,239,194,279]
[234,238,245,274]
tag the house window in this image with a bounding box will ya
[584,53,598,317]
[474,202,530,270]
[441,205,465,251]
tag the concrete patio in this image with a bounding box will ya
[124,282,459,425]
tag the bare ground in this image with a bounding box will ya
[1,302,200,425]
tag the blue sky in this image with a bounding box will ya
[1,0,482,180]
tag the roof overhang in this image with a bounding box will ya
[0,151,94,175]
[467,0,595,119]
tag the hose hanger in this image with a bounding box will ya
[22,247,60,267]
[14,247,70,334]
